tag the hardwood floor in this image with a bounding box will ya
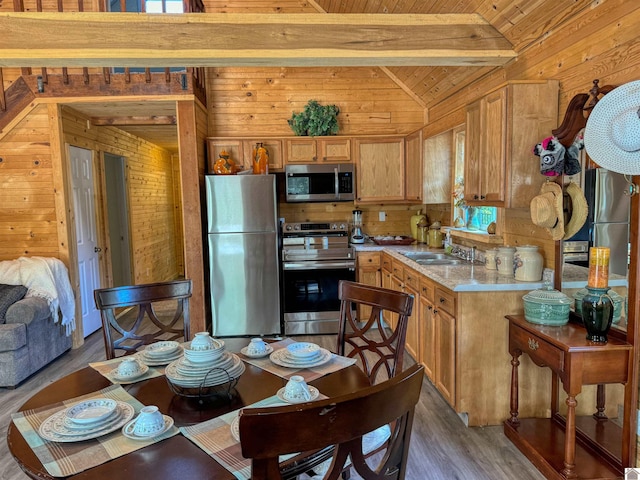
[0,332,545,480]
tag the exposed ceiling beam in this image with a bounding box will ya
[0,13,516,68]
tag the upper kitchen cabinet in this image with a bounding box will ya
[423,129,453,204]
[207,139,244,174]
[464,81,559,208]
[241,139,284,171]
[284,137,351,164]
[207,138,283,172]
[353,136,406,203]
[404,130,423,203]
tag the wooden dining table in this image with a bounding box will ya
[7,344,370,480]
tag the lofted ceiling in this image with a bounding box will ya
[57,0,591,152]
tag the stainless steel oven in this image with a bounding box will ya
[281,221,355,335]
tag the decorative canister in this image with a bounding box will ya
[428,223,444,248]
[522,285,572,326]
[513,245,544,282]
[581,286,614,343]
[253,142,269,174]
[484,248,497,270]
[495,246,516,277]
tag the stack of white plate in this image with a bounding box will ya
[38,398,135,443]
[165,349,245,388]
[183,338,225,364]
[138,341,183,366]
[269,342,333,369]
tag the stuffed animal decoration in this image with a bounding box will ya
[564,131,584,176]
[533,136,566,176]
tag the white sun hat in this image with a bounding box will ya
[584,80,640,175]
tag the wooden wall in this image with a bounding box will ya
[61,106,182,285]
[0,104,59,260]
[206,67,425,137]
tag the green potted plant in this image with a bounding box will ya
[288,100,340,136]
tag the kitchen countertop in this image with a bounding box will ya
[354,243,627,292]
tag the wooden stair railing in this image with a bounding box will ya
[0,0,207,114]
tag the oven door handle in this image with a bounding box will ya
[334,167,339,200]
[283,261,355,270]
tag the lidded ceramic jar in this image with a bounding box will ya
[495,246,516,277]
[513,245,544,282]
[484,248,498,270]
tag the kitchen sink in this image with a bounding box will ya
[414,258,464,266]
[401,252,449,260]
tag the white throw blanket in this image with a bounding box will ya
[0,256,76,335]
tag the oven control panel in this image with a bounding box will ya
[282,221,349,234]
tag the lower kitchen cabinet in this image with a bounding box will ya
[387,259,420,363]
[355,251,381,321]
[418,278,456,406]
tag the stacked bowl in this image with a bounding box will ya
[165,332,245,390]
[269,342,333,369]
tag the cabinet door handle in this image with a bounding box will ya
[473,194,479,200]
[480,195,486,200]
[439,297,445,303]
[528,338,539,351]
[427,305,433,311]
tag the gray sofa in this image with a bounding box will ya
[0,288,72,388]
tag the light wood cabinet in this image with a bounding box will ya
[381,253,394,328]
[386,259,420,362]
[353,137,405,203]
[423,129,453,204]
[418,277,456,406]
[207,137,283,172]
[464,81,559,208]
[284,137,351,164]
[207,139,244,173]
[403,276,420,362]
[434,303,456,406]
[241,139,283,171]
[418,280,436,381]
[404,130,423,203]
[356,251,381,321]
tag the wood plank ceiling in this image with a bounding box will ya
[308,0,595,111]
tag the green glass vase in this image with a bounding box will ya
[581,286,614,343]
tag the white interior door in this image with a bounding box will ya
[70,146,102,337]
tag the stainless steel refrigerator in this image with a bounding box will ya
[584,168,630,277]
[205,174,281,336]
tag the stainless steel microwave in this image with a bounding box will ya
[285,163,355,202]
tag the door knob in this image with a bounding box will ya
[94,247,102,253]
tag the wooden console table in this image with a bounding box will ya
[504,315,633,480]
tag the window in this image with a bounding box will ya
[109,0,184,13]
[452,125,498,233]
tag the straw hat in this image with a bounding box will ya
[584,80,640,174]
[562,182,589,240]
[530,182,564,240]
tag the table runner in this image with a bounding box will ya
[239,338,357,382]
[180,393,327,480]
[89,355,166,384]
[11,384,179,477]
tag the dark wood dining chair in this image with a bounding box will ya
[93,279,192,359]
[239,363,424,480]
[337,280,414,385]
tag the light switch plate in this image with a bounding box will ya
[379,211,386,221]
